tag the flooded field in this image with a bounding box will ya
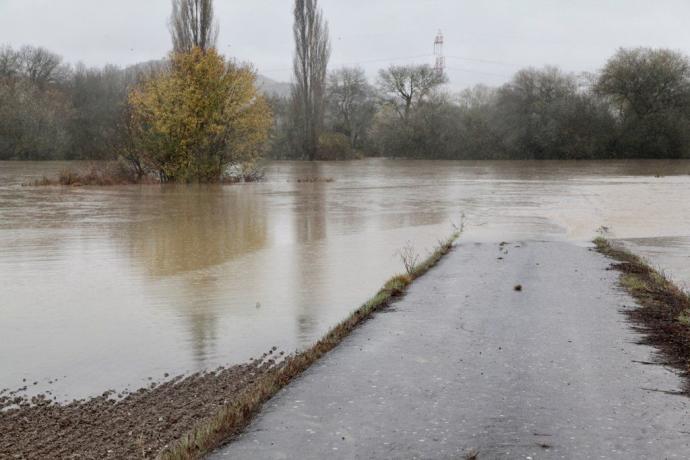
[2,159,690,400]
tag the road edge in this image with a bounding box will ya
[158,229,462,460]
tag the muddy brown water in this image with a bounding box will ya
[2,159,690,401]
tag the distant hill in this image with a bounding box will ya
[256,75,291,98]
[122,60,291,98]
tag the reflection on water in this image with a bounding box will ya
[1,159,690,400]
[124,187,268,276]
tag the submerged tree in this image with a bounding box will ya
[170,0,218,53]
[67,64,131,160]
[326,67,376,150]
[596,48,690,120]
[128,48,272,182]
[370,64,448,158]
[378,64,447,121]
[0,45,72,160]
[123,0,272,181]
[495,67,615,159]
[596,48,690,158]
[292,0,331,160]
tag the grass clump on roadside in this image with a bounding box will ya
[157,227,462,460]
[594,237,690,392]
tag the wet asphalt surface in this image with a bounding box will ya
[211,241,690,459]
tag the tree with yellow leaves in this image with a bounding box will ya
[128,47,272,182]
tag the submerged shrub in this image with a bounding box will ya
[316,132,354,160]
[128,47,272,182]
[31,160,150,186]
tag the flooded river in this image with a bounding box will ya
[2,159,690,400]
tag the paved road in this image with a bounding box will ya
[211,241,690,459]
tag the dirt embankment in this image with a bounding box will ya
[0,352,281,459]
[596,237,690,393]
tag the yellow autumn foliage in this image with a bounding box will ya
[128,48,272,182]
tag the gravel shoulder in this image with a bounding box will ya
[211,241,690,459]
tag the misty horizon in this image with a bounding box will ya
[3,0,690,90]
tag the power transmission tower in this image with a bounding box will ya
[434,30,445,75]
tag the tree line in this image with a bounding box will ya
[273,46,690,160]
[3,0,690,175]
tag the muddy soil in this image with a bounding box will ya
[0,351,281,459]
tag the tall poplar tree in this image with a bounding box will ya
[292,0,331,160]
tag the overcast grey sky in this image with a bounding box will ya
[2,0,690,90]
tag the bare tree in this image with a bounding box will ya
[326,67,375,149]
[0,46,21,79]
[170,0,218,53]
[18,46,68,88]
[292,0,331,160]
[378,64,447,120]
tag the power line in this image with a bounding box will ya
[444,66,510,78]
[341,53,433,66]
[446,55,521,68]
[260,55,513,80]
[260,53,434,74]
[448,55,588,75]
